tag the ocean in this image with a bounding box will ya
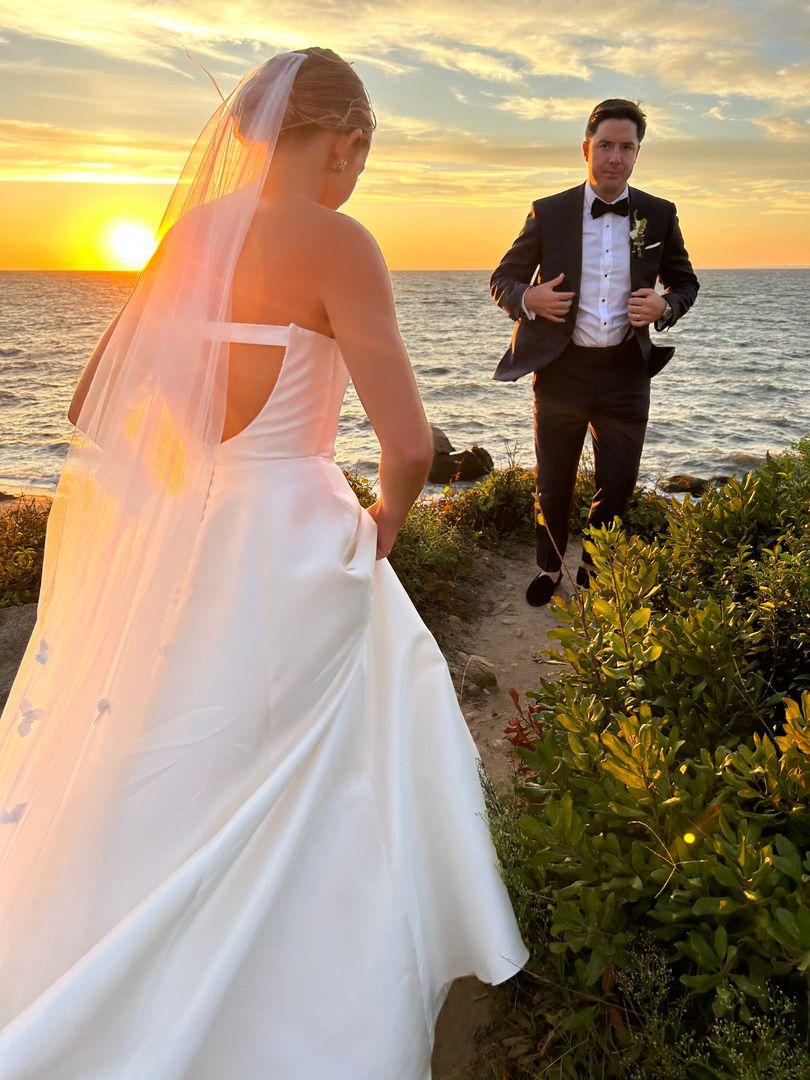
[0,269,807,496]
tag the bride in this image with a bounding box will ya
[0,47,529,1078]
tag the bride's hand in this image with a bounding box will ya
[365,499,400,560]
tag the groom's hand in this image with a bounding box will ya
[628,288,666,327]
[523,272,575,324]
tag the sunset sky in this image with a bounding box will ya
[0,1,807,270]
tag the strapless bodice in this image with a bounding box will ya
[208,322,350,463]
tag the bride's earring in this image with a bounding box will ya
[334,159,349,172]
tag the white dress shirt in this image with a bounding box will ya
[521,182,635,347]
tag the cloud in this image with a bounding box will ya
[495,96,596,122]
[594,39,809,108]
[0,117,185,181]
[750,115,810,141]
[414,43,525,84]
[493,96,692,140]
[0,0,805,124]
[1,0,807,225]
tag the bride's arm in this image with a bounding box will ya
[321,215,434,550]
[66,308,124,427]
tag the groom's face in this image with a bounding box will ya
[583,118,640,193]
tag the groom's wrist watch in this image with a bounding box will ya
[655,299,672,330]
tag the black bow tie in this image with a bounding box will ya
[591,196,629,219]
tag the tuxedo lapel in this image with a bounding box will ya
[628,186,653,292]
[562,182,586,322]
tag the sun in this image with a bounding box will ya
[106,221,157,270]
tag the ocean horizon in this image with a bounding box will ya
[1,268,807,497]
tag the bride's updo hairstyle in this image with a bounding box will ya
[235,47,376,147]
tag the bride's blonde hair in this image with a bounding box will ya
[236,47,376,146]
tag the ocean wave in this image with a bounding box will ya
[719,450,765,467]
[2,269,808,489]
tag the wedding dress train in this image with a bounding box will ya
[0,321,529,1078]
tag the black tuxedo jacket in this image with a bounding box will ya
[489,181,699,381]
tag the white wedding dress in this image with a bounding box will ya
[0,320,530,1078]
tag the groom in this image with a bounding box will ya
[490,99,699,606]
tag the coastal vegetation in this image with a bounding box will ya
[478,434,810,1078]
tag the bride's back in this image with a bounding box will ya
[230,199,335,336]
[221,199,338,442]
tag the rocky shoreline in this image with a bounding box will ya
[0,445,760,510]
[426,424,759,496]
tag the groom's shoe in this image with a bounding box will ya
[576,564,596,589]
[526,568,563,607]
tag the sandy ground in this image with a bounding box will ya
[430,539,584,1078]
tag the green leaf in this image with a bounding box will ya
[625,607,652,634]
[692,896,744,916]
[775,907,800,939]
[714,925,728,960]
[681,972,723,991]
[558,1005,598,1034]
[602,760,647,790]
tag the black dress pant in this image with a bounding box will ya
[531,335,650,572]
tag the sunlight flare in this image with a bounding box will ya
[106,221,157,270]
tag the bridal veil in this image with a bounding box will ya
[0,50,307,1018]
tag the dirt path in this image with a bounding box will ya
[431,538,584,1078]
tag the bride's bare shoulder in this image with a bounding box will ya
[306,204,379,256]
[253,200,384,277]
[321,210,385,275]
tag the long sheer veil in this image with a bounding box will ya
[0,49,307,1020]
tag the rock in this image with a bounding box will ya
[514,627,524,639]
[430,424,454,456]
[461,654,498,690]
[470,445,494,471]
[709,474,732,487]
[446,614,463,632]
[0,603,37,710]
[0,491,16,502]
[661,474,710,495]
[429,449,493,484]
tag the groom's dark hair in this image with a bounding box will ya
[585,99,647,143]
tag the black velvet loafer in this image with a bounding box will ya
[576,565,595,589]
[526,569,563,607]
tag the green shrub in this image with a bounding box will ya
[0,496,50,608]
[436,464,537,553]
[387,496,476,622]
[487,436,810,1078]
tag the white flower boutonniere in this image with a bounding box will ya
[629,211,647,258]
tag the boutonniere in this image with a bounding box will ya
[629,211,647,257]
